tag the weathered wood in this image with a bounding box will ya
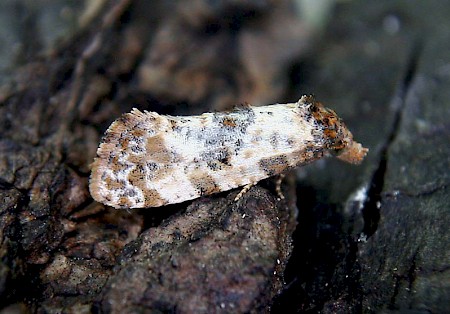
[274,1,450,313]
[0,1,300,312]
[0,0,448,313]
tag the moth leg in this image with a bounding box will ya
[234,183,255,202]
[275,173,285,200]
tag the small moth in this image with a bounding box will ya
[90,96,368,209]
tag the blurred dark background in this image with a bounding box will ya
[0,1,448,313]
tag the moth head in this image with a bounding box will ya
[306,97,368,164]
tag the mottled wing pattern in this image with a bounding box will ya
[90,96,368,208]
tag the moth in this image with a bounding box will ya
[90,96,368,208]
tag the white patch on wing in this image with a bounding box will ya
[90,96,368,208]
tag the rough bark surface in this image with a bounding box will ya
[100,187,296,313]
[0,0,448,313]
